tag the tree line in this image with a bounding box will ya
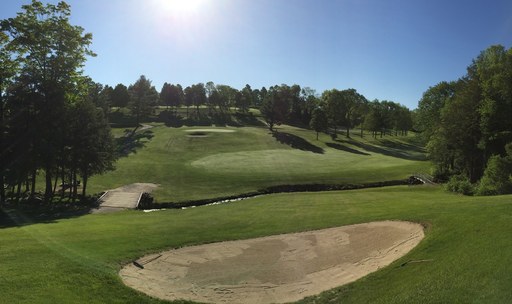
[95,78,413,139]
[415,45,512,195]
[0,1,115,204]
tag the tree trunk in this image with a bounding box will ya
[346,126,350,138]
[316,131,319,140]
[44,168,53,201]
[16,182,22,202]
[31,170,36,196]
[52,170,59,194]
[0,84,4,205]
[72,170,78,201]
[82,174,88,197]
[0,174,4,205]
[360,128,363,138]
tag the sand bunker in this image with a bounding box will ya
[120,221,423,304]
[185,128,236,133]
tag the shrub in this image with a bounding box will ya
[476,155,512,196]
[445,174,474,195]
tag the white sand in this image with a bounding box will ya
[185,129,236,133]
[120,221,424,304]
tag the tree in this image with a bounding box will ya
[416,81,455,141]
[3,0,95,200]
[476,152,512,195]
[0,30,18,204]
[184,86,193,117]
[240,84,253,113]
[474,45,512,162]
[159,82,172,109]
[363,101,382,138]
[309,107,328,140]
[339,89,368,138]
[68,99,115,197]
[260,85,291,131]
[205,81,215,114]
[111,83,129,108]
[128,75,158,125]
[323,89,345,136]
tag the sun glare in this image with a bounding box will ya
[159,0,206,13]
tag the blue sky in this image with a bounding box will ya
[2,0,512,109]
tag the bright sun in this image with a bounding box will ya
[159,0,206,13]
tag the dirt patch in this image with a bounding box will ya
[120,221,424,304]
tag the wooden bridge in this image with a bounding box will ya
[410,173,436,185]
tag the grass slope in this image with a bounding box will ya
[90,124,429,202]
[2,186,512,303]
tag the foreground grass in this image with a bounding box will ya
[90,124,429,202]
[2,186,512,303]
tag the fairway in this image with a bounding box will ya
[90,124,429,202]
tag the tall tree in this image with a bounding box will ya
[3,0,95,200]
[0,30,18,204]
[323,89,345,136]
[309,107,328,140]
[111,83,129,108]
[68,98,115,197]
[128,75,158,125]
[260,85,291,131]
[340,89,368,138]
[416,81,455,141]
[240,84,253,113]
[159,82,172,109]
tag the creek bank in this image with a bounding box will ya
[138,179,414,210]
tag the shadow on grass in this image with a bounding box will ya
[273,132,324,154]
[0,197,100,229]
[334,138,426,161]
[116,129,154,158]
[326,143,371,156]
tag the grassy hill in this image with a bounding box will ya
[90,123,429,202]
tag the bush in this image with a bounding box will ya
[445,174,474,195]
[476,155,512,196]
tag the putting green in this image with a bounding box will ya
[191,149,414,175]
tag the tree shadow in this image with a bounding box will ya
[233,112,265,127]
[326,143,371,156]
[115,129,154,158]
[335,138,426,161]
[0,197,100,229]
[273,132,324,154]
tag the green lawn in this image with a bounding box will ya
[2,186,512,303]
[90,124,429,202]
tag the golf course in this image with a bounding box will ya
[2,121,512,303]
[3,1,512,303]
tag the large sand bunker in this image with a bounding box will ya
[120,221,424,304]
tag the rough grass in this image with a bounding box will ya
[89,124,429,202]
[2,186,512,303]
